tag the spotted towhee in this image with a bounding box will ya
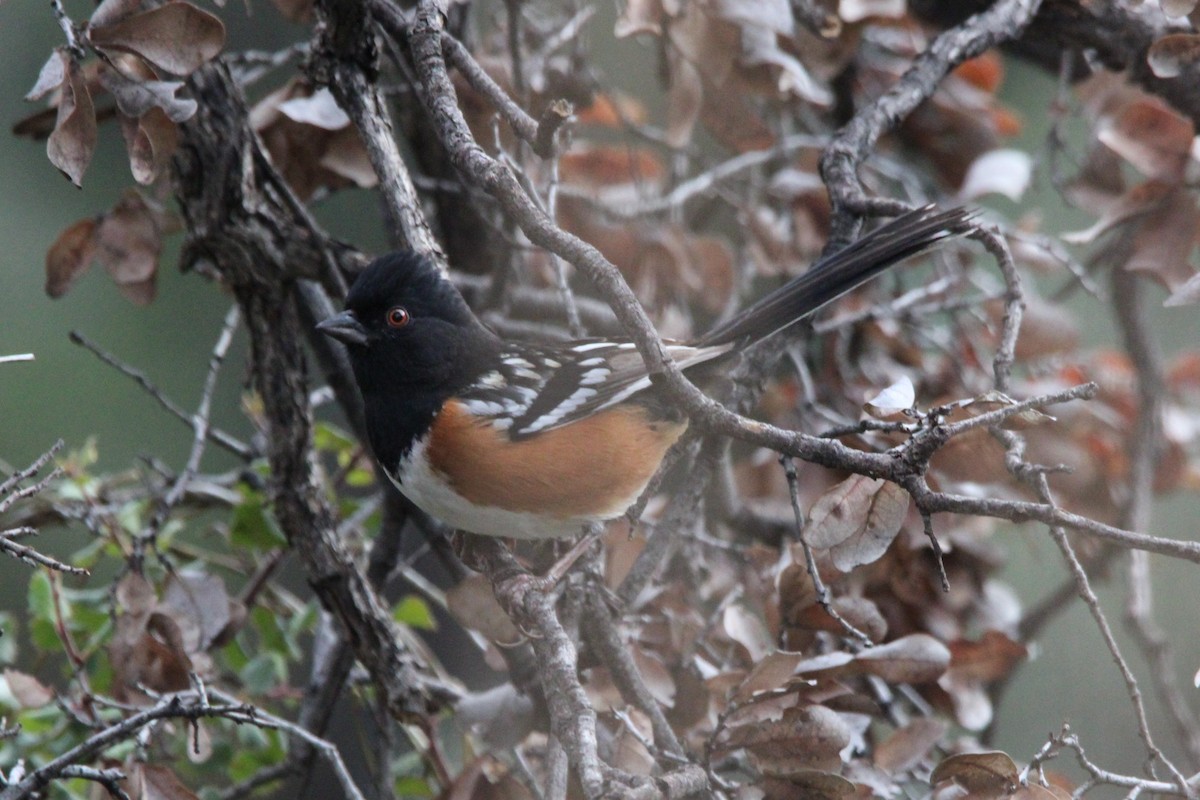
[317,205,974,540]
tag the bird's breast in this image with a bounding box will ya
[390,400,686,539]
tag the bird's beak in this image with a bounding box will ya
[317,311,369,347]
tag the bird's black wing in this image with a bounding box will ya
[456,340,729,439]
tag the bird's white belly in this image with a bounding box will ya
[390,435,593,540]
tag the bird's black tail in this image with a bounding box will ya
[696,205,976,348]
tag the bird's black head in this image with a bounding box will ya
[318,251,499,396]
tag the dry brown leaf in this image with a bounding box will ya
[930,751,1019,798]
[631,650,676,707]
[958,148,1032,201]
[864,376,915,418]
[109,572,193,701]
[559,145,666,188]
[1097,95,1194,180]
[1164,0,1200,15]
[159,571,240,653]
[45,217,98,298]
[722,704,852,774]
[733,650,806,701]
[789,596,888,642]
[318,127,377,188]
[805,475,909,571]
[1010,293,1080,362]
[1062,179,1172,244]
[723,603,772,662]
[89,0,142,28]
[793,650,857,677]
[3,668,54,709]
[446,573,521,645]
[1166,270,1200,307]
[762,770,857,800]
[89,2,226,77]
[119,106,179,185]
[947,630,1027,682]
[873,718,947,774]
[95,190,162,304]
[1148,32,1200,78]
[100,68,197,123]
[855,634,950,684]
[126,763,201,800]
[26,49,67,101]
[47,53,97,187]
[278,86,350,130]
[1125,185,1199,292]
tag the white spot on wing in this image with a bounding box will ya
[477,370,506,388]
[513,367,543,382]
[580,368,609,385]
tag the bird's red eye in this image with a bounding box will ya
[386,307,410,328]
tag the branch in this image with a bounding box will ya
[820,0,1044,236]
[174,59,449,719]
[0,442,86,576]
[68,331,253,460]
[1113,266,1200,768]
[0,693,366,800]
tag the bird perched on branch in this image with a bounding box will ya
[318,205,974,540]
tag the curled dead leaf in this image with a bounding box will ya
[89,2,226,77]
[45,217,99,298]
[721,704,852,774]
[125,762,201,800]
[864,376,915,418]
[100,68,197,123]
[762,770,856,800]
[930,750,1019,799]
[95,190,163,304]
[26,48,67,101]
[873,718,947,774]
[47,53,97,187]
[855,634,950,684]
[3,668,54,709]
[1148,32,1200,78]
[805,475,909,572]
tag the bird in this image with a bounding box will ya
[317,205,974,540]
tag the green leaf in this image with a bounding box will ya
[250,606,292,660]
[346,466,375,487]
[27,573,62,651]
[240,651,286,694]
[287,601,319,640]
[393,595,436,631]
[230,487,285,550]
[313,421,355,455]
[0,613,18,664]
[221,635,249,672]
[394,776,434,798]
[27,572,53,619]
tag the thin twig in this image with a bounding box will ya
[161,305,241,514]
[68,332,252,460]
[1112,266,1200,768]
[779,455,872,644]
[1029,467,1191,794]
